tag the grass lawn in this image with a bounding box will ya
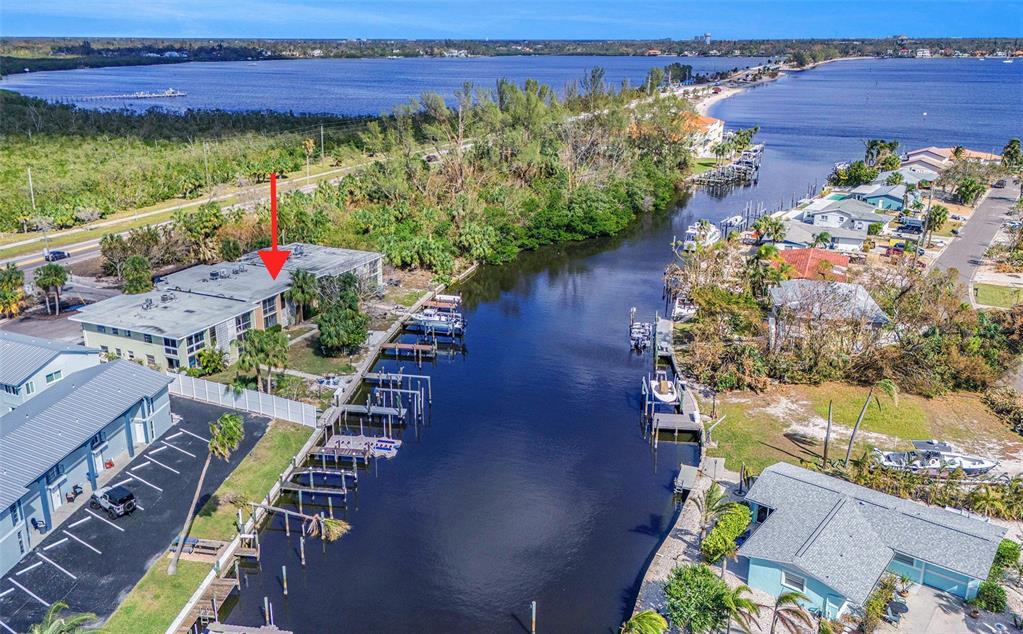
[287,337,355,377]
[190,420,312,541]
[705,383,1017,474]
[395,290,423,307]
[975,283,1023,308]
[102,559,210,634]
[933,220,962,237]
[693,158,719,174]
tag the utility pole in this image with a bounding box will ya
[320,124,325,163]
[27,167,36,212]
[203,141,211,188]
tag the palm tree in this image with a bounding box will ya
[769,591,812,634]
[29,601,96,634]
[34,263,69,316]
[970,484,1007,518]
[753,216,786,245]
[284,268,318,324]
[695,481,737,542]
[304,514,352,541]
[168,413,245,575]
[0,262,25,317]
[620,609,668,634]
[844,379,898,466]
[262,328,289,392]
[810,232,832,249]
[237,331,268,392]
[722,584,761,634]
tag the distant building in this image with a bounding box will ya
[874,164,939,187]
[906,146,1002,169]
[680,113,725,157]
[0,360,173,577]
[0,332,101,414]
[72,243,382,370]
[740,462,1004,618]
[915,48,932,58]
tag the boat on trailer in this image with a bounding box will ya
[874,440,999,477]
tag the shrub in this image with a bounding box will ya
[974,580,1007,613]
[700,504,752,563]
[984,387,1023,433]
[989,538,1021,580]
[663,564,728,633]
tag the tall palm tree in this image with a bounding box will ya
[753,216,786,245]
[722,584,761,634]
[769,591,812,634]
[844,379,898,466]
[168,413,245,575]
[970,484,1007,518]
[620,609,668,634]
[237,330,268,392]
[29,601,96,634]
[284,268,319,324]
[34,263,69,316]
[695,482,737,542]
[810,232,832,249]
[262,328,289,391]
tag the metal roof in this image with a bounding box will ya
[769,279,890,326]
[0,360,173,509]
[739,462,1005,604]
[0,331,101,386]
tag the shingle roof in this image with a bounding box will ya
[0,360,172,508]
[807,199,888,223]
[769,279,890,326]
[739,463,1005,604]
[781,220,866,245]
[0,331,100,386]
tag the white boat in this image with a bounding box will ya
[722,215,744,229]
[434,293,463,305]
[672,297,697,321]
[681,222,721,251]
[650,370,679,404]
[371,437,402,459]
[1004,60,1014,64]
[410,308,465,333]
[874,440,999,477]
[630,322,653,350]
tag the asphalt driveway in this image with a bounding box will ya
[933,186,1019,290]
[0,396,269,633]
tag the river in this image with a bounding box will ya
[0,55,765,115]
[220,58,1016,633]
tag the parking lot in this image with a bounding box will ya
[0,397,269,633]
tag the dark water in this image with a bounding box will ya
[219,58,1021,634]
[0,56,765,115]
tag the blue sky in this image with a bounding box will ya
[3,1,1022,39]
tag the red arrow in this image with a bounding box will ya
[258,173,291,279]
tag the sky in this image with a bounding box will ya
[2,0,1022,39]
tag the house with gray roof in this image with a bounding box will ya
[767,280,891,352]
[739,462,1005,619]
[0,331,101,414]
[804,198,890,232]
[0,360,173,577]
[779,219,869,252]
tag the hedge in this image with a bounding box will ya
[701,504,752,563]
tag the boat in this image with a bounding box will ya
[722,215,744,229]
[630,322,653,350]
[410,307,465,333]
[681,222,721,251]
[371,437,402,459]
[434,293,463,305]
[672,296,697,321]
[873,440,999,477]
[1004,60,1014,64]
[650,369,679,404]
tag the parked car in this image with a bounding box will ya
[44,250,69,262]
[951,228,961,236]
[951,214,967,221]
[994,179,1007,189]
[90,485,137,519]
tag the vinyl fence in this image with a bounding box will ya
[167,373,317,427]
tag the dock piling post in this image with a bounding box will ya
[282,565,288,596]
[328,496,334,518]
[300,536,306,566]
[263,596,270,625]
[285,514,291,537]
[531,600,537,634]
[234,559,241,591]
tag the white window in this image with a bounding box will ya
[24,381,34,395]
[45,370,62,384]
[782,570,806,592]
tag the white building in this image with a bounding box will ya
[0,332,102,413]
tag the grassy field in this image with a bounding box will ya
[286,337,355,377]
[190,420,312,541]
[705,382,1018,473]
[692,158,719,174]
[933,220,963,237]
[975,283,1023,308]
[102,559,210,634]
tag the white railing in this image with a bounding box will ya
[167,374,317,427]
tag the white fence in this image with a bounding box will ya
[167,374,317,427]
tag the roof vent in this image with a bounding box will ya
[209,270,220,280]
[142,299,155,310]
[161,293,176,303]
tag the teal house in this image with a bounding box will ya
[849,183,915,211]
[738,463,1005,620]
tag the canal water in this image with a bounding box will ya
[222,58,1021,633]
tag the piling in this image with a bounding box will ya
[282,565,288,596]
[300,536,306,566]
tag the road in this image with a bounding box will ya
[932,187,1018,290]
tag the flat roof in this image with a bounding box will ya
[160,243,381,303]
[70,291,249,340]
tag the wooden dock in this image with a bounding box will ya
[380,341,436,365]
[175,577,237,633]
[339,403,404,417]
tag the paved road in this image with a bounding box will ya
[933,187,1019,291]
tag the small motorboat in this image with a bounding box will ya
[672,297,697,321]
[874,440,999,477]
[722,215,744,229]
[371,437,402,459]
[630,322,652,350]
[681,222,721,251]
[650,370,679,404]
[410,308,465,334]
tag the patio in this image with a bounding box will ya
[877,584,1016,633]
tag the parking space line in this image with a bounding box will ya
[166,431,183,440]
[86,509,125,532]
[129,473,163,492]
[0,588,12,598]
[130,460,152,471]
[62,530,101,555]
[0,618,16,634]
[68,517,91,528]
[135,502,145,511]
[149,445,168,455]
[146,456,180,474]
[180,428,211,443]
[109,479,133,488]
[36,554,76,580]
[15,561,42,576]
[161,441,197,458]
[43,538,68,551]
[8,578,48,606]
